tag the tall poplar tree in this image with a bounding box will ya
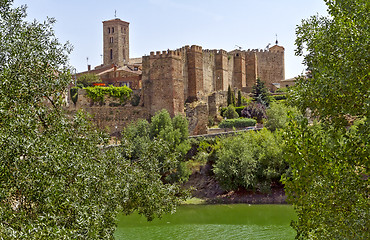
[284,0,369,239]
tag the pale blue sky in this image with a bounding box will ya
[13,0,328,78]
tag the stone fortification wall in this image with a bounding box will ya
[66,89,149,135]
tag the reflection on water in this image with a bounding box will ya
[115,204,296,240]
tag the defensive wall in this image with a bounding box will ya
[142,44,285,117]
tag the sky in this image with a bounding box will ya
[13,0,328,79]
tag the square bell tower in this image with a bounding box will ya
[102,18,129,66]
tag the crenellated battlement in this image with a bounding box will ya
[148,49,181,59]
[190,45,202,53]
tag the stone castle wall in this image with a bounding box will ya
[142,50,184,117]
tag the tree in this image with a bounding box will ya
[223,105,239,119]
[283,0,369,239]
[241,102,267,123]
[122,109,191,183]
[265,102,302,132]
[251,78,270,107]
[76,73,101,87]
[213,129,285,192]
[0,1,186,239]
[227,85,233,106]
[237,90,242,107]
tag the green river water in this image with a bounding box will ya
[114,204,297,240]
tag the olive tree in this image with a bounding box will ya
[0,1,185,239]
[284,0,369,239]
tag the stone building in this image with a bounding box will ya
[142,44,285,117]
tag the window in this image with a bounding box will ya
[110,37,113,43]
[121,27,123,33]
[134,67,138,71]
[112,27,114,33]
[110,49,113,60]
[108,27,110,33]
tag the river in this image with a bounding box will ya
[114,204,296,240]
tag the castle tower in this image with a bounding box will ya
[187,45,204,102]
[103,18,129,66]
[142,50,184,117]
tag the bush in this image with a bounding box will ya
[273,94,287,101]
[84,85,132,104]
[241,102,267,123]
[213,129,286,191]
[70,87,78,104]
[223,105,239,119]
[219,118,256,129]
[220,106,245,117]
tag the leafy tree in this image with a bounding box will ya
[223,105,239,119]
[122,109,191,183]
[283,0,370,239]
[251,78,270,107]
[213,129,285,191]
[0,2,185,239]
[77,73,101,87]
[241,102,267,123]
[265,102,302,131]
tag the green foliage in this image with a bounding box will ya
[265,102,302,132]
[241,102,267,123]
[0,2,186,239]
[284,0,370,238]
[227,85,233,106]
[220,106,245,118]
[272,94,286,101]
[251,78,270,107]
[237,90,242,107]
[76,73,101,87]
[70,87,79,104]
[122,110,191,183]
[292,0,369,125]
[218,118,256,129]
[223,105,239,119]
[283,120,369,240]
[84,85,132,104]
[213,129,285,191]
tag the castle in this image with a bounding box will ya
[73,18,285,135]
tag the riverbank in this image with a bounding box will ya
[183,163,287,204]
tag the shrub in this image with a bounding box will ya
[241,102,267,123]
[273,94,287,101]
[219,118,256,129]
[213,129,286,191]
[84,85,132,104]
[70,87,78,104]
[223,105,239,119]
[220,106,245,117]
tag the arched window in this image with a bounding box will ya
[110,37,113,43]
[110,49,113,60]
[108,27,110,33]
[112,27,114,33]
